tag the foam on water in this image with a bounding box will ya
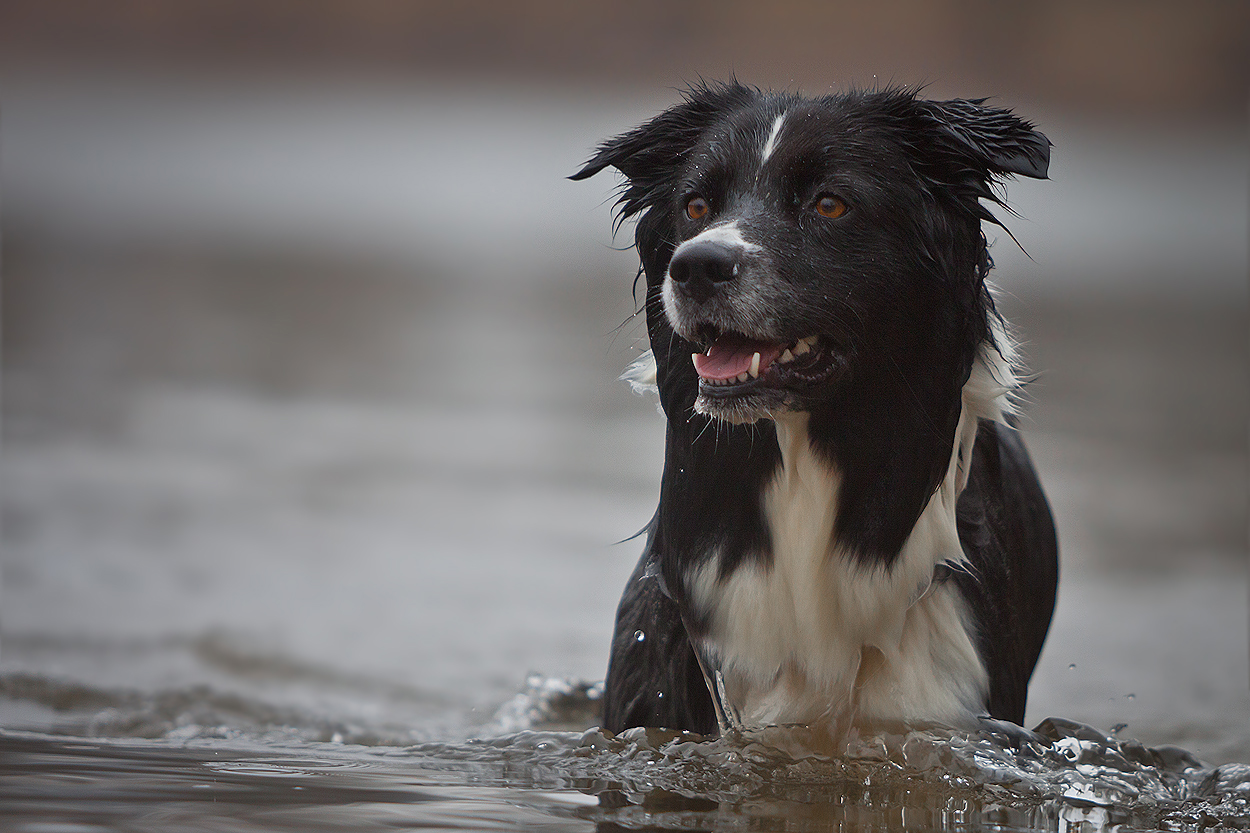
[405,724,1250,830]
[467,675,1250,829]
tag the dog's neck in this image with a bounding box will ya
[641,317,1017,599]
[682,343,1011,732]
[763,331,1016,578]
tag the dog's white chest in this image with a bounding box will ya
[686,414,988,732]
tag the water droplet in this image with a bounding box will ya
[1068,663,1077,671]
[657,690,664,699]
[1126,693,1135,700]
[634,630,646,642]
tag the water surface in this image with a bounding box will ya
[2,74,1246,830]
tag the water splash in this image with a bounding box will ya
[489,673,603,734]
[475,675,1250,829]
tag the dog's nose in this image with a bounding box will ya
[668,241,739,301]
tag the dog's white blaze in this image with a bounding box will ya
[674,221,763,255]
[686,346,1016,732]
[760,113,786,164]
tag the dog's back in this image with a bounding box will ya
[574,84,1058,737]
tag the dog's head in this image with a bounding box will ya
[573,83,1049,425]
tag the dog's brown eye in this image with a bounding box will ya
[816,195,848,219]
[686,196,710,221]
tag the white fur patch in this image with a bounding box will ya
[627,279,1024,731]
[685,338,1019,734]
[958,307,1020,491]
[620,350,658,396]
[965,304,1020,424]
[673,221,763,256]
[760,113,786,164]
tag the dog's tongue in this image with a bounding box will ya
[692,335,784,381]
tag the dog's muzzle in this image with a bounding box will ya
[661,234,845,424]
[667,239,741,304]
[662,230,773,347]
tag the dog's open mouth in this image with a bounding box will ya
[691,331,843,397]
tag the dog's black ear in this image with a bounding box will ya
[914,98,1051,182]
[904,97,1049,230]
[570,82,759,224]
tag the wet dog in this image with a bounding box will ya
[573,83,1058,738]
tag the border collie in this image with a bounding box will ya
[572,83,1058,739]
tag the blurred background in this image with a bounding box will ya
[2,1,1247,760]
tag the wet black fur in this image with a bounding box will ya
[572,83,1058,735]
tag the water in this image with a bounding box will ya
[2,72,1247,830]
[5,702,1250,831]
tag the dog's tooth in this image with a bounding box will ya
[780,348,794,364]
[749,352,761,378]
[801,336,818,347]
[792,340,811,357]
[736,372,749,383]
